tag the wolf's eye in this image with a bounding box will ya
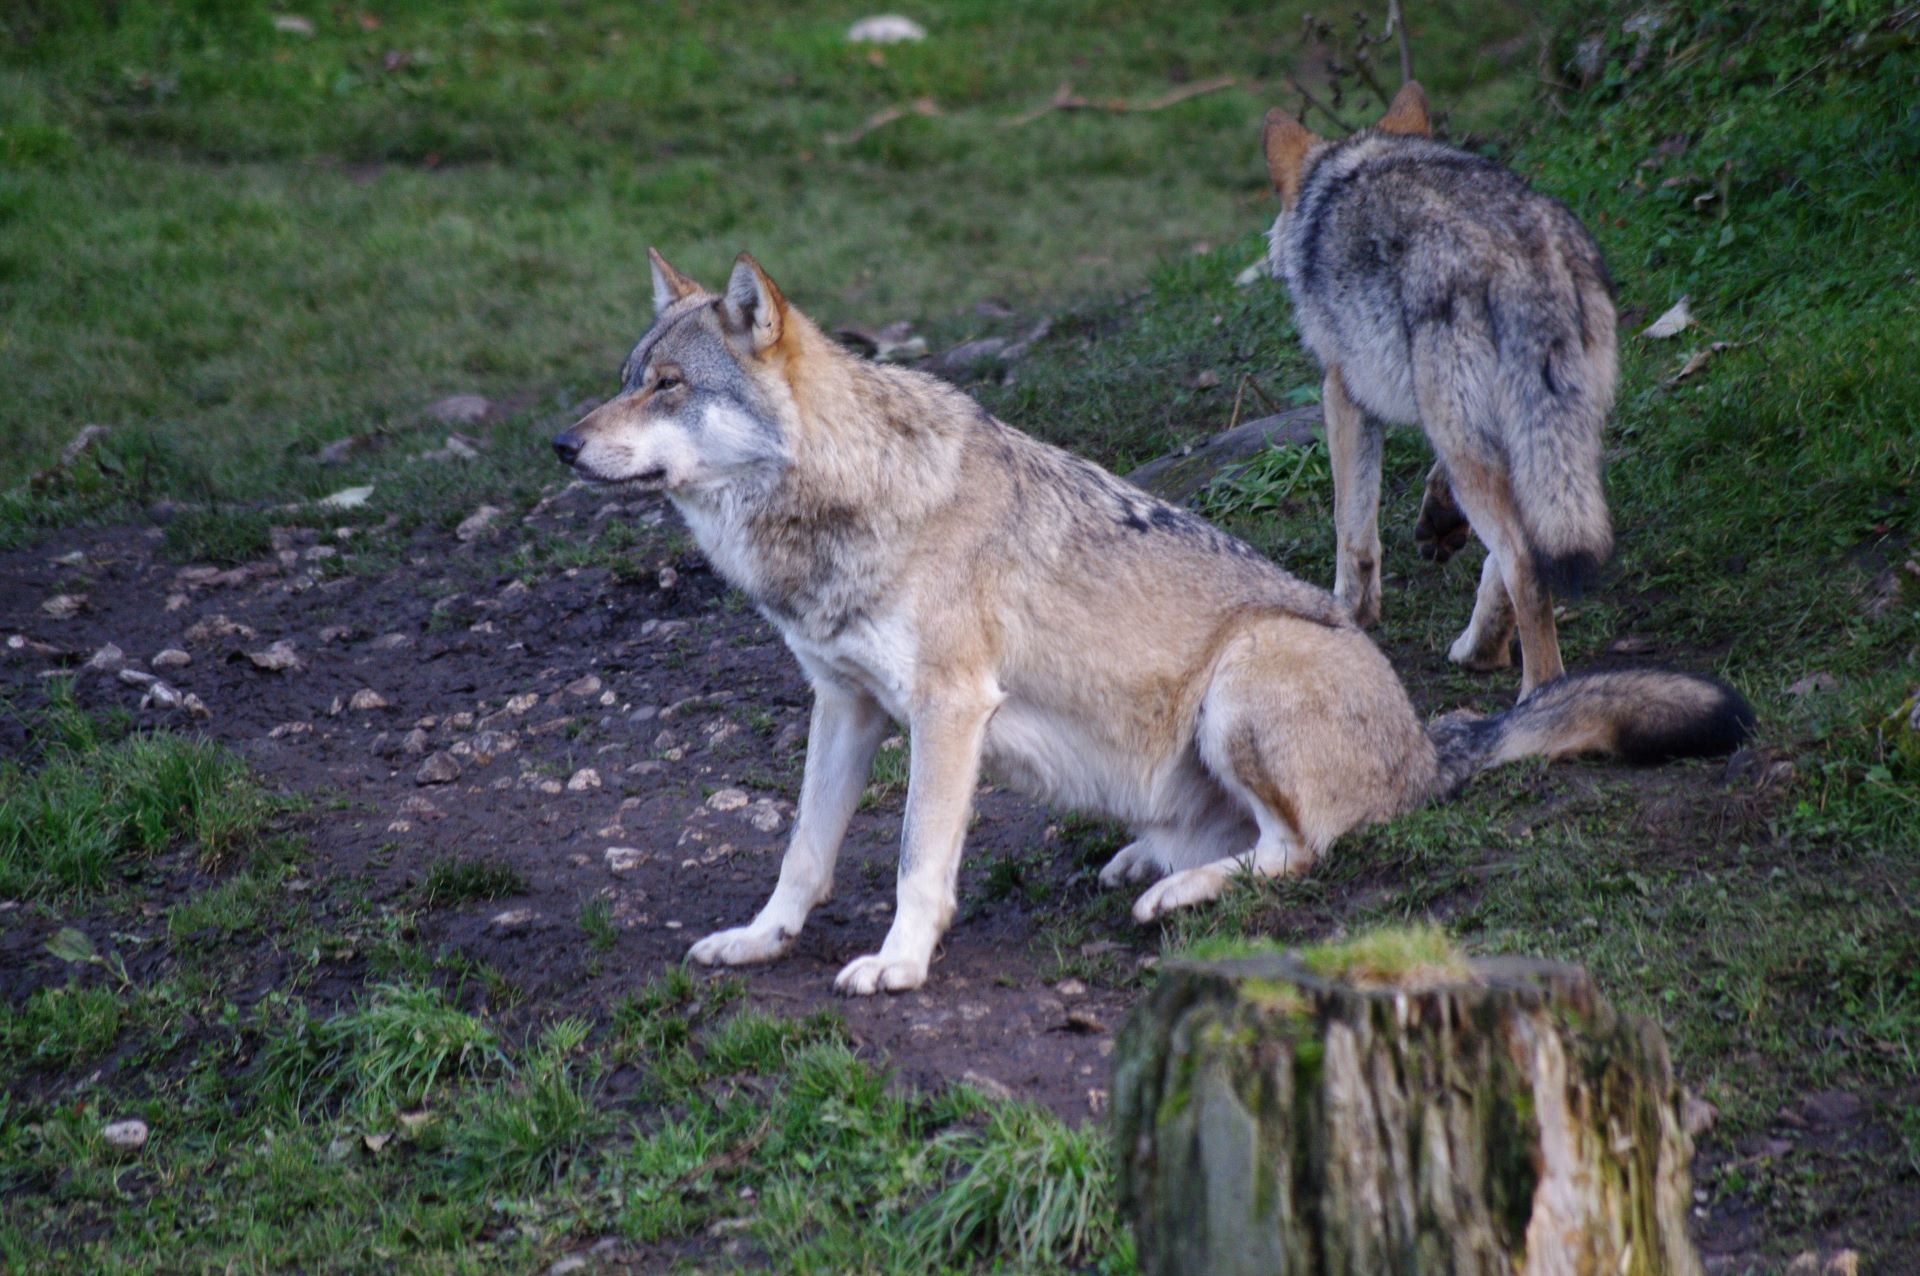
[653,374,680,392]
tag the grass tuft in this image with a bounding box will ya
[910,1103,1118,1269]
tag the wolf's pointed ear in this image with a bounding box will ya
[1262,108,1322,208]
[1376,81,1430,136]
[721,253,786,355]
[649,248,703,314]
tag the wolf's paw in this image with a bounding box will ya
[1340,586,1381,630]
[1098,840,1169,888]
[1414,485,1472,564]
[1131,866,1230,923]
[687,923,793,967]
[1448,628,1514,672]
[833,953,928,996]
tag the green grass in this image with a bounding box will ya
[0,683,289,898]
[415,853,527,907]
[0,0,1534,531]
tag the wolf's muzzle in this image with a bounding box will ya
[550,431,583,466]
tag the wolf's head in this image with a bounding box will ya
[552,251,795,493]
[1262,80,1429,209]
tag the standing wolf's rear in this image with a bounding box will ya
[1265,83,1616,694]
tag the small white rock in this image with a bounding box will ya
[456,505,505,542]
[152,648,191,669]
[706,788,749,813]
[349,688,390,712]
[567,767,602,792]
[605,846,647,873]
[102,1118,149,1152]
[848,14,926,43]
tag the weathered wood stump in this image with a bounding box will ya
[1113,935,1702,1276]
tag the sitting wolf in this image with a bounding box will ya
[1264,82,1618,694]
[550,251,1748,996]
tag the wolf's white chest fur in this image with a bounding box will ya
[673,480,1211,835]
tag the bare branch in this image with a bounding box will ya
[1386,0,1414,84]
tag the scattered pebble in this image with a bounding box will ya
[245,640,302,672]
[349,688,390,712]
[268,722,312,739]
[152,648,191,668]
[566,674,603,698]
[743,799,786,833]
[102,1119,149,1152]
[960,1070,1013,1102]
[1786,672,1838,697]
[424,394,497,425]
[605,846,647,873]
[456,505,505,542]
[184,613,254,645]
[567,767,602,792]
[706,788,749,813]
[41,594,86,620]
[1055,978,1088,998]
[415,752,461,786]
[505,692,540,714]
[489,908,540,933]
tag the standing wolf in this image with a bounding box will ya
[1264,82,1617,694]
[551,250,1746,997]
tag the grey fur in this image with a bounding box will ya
[1267,122,1618,694]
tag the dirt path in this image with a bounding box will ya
[1,485,1134,1119]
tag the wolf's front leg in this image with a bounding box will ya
[834,692,996,996]
[688,681,887,968]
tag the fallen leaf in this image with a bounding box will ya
[46,927,96,964]
[316,485,374,510]
[1641,296,1693,339]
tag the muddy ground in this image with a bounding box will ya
[0,481,1902,1271]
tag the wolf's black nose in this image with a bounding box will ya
[551,432,583,466]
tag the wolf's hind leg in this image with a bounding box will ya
[1438,460,1563,694]
[1098,833,1178,887]
[1324,368,1385,628]
[1098,809,1248,888]
[688,681,886,968]
[1129,810,1308,923]
[1448,549,1517,671]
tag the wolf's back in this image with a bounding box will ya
[1428,669,1753,796]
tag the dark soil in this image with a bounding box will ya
[0,486,1133,1119]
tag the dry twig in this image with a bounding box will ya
[1007,74,1236,127]
[828,97,941,145]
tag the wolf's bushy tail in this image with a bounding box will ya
[1427,669,1753,798]
[1500,275,1618,595]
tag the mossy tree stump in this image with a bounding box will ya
[1113,937,1702,1275]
